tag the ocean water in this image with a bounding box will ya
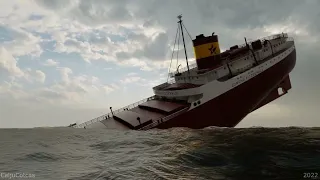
[0,127,319,180]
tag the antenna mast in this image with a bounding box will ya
[177,15,190,74]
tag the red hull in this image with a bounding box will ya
[156,49,296,129]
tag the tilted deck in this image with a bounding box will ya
[112,99,189,129]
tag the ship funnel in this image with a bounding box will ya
[192,32,221,70]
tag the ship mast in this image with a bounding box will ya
[177,15,190,75]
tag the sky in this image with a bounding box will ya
[0,0,319,128]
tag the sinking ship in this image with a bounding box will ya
[69,15,296,130]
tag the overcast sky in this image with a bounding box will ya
[0,0,319,128]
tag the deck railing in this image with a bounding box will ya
[75,95,157,128]
[169,62,198,77]
[169,33,288,77]
[238,33,288,48]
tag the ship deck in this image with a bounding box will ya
[110,99,190,130]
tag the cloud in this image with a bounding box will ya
[127,72,137,76]
[115,32,169,62]
[120,76,142,84]
[29,0,318,73]
[57,67,73,84]
[32,66,121,106]
[37,87,67,100]
[103,85,115,94]
[43,59,59,66]
[0,47,46,83]
[34,0,76,11]
[0,47,24,77]
[0,26,43,57]
[35,0,135,26]
[34,70,46,83]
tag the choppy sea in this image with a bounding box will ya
[0,127,319,180]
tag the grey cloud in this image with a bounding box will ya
[143,19,157,28]
[135,32,169,60]
[34,0,320,36]
[126,32,148,42]
[116,32,169,61]
[35,0,74,10]
[115,51,130,61]
[72,30,126,44]
[61,0,133,26]
[64,39,83,49]
[35,0,320,60]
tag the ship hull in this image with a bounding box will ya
[156,48,296,129]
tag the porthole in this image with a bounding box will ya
[197,101,201,105]
[193,102,197,106]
